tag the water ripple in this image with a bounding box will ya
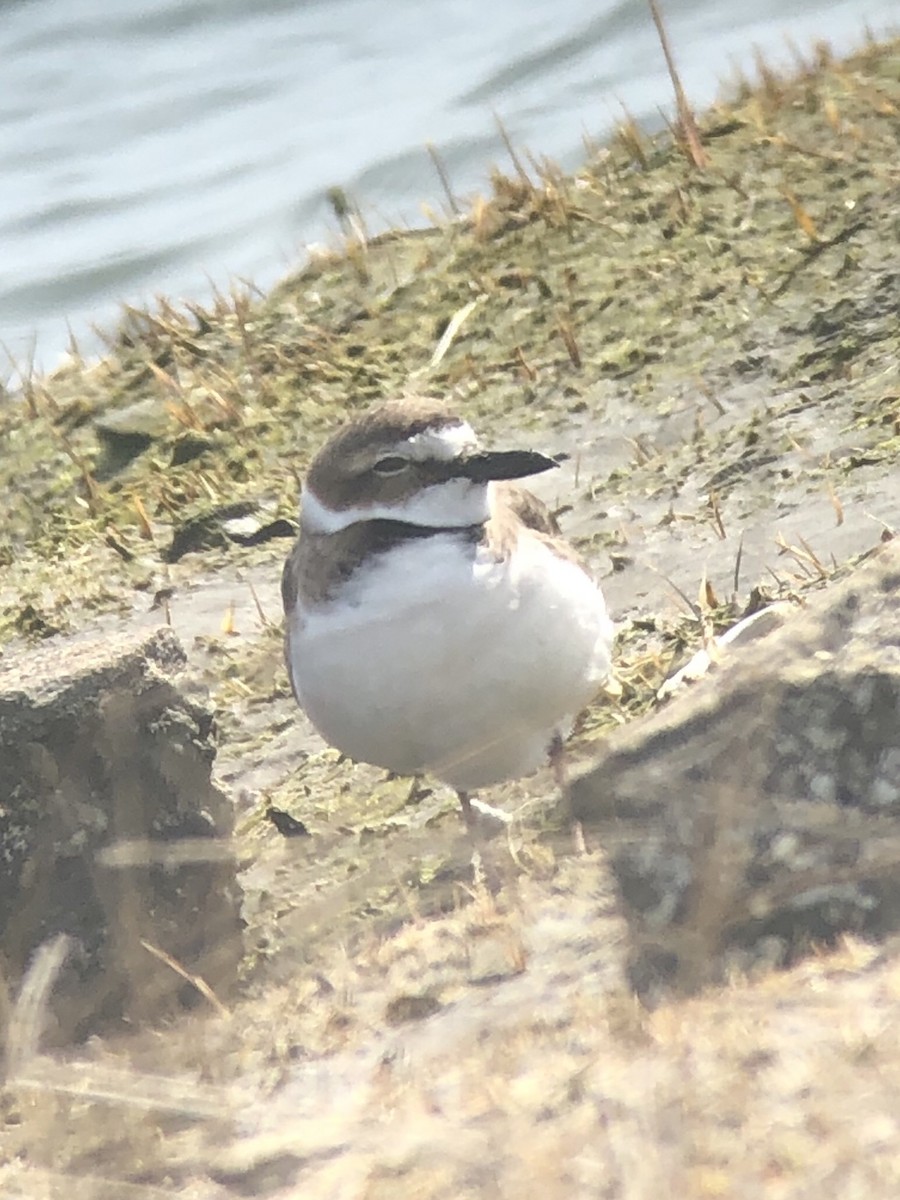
[0,0,891,368]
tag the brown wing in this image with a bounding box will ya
[495,483,594,574]
[281,542,304,705]
[281,539,302,614]
[497,483,562,537]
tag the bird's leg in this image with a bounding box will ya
[456,790,476,829]
[549,732,587,853]
[548,731,568,797]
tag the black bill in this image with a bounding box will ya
[455,449,559,483]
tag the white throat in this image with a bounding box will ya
[300,478,493,534]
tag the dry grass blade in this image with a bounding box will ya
[732,534,744,597]
[617,106,649,167]
[146,359,183,398]
[248,577,275,629]
[139,939,230,1018]
[4,934,71,1079]
[495,114,532,188]
[426,141,460,217]
[796,533,829,578]
[556,310,582,369]
[649,563,703,620]
[698,572,719,611]
[648,0,708,168]
[430,298,482,367]
[14,1054,229,1119]
[707,490,727,539]
[782,187,821,241]
[774,531,829,579]
[221,599,237,635]
[97,837,238,868]
[514,344,538,381]
[2,334,39,415]
[56,428,101,511]
[827,480,845,527]
[132,494,154,540]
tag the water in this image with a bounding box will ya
[0,0,893,373]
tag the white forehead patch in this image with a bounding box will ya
[404,422,478,461]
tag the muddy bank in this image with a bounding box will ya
[0,35,898,1199]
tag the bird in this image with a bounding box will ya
[281,398,614,824]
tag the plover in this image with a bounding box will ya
[282,398,614,822]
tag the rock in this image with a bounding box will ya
[0,627,242,1043]
[220,513,297,548]
[169,431,216,466]
[164,500,294,561]
[569,541,900,1004]
[93,397,176,474]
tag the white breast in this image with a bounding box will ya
[287,532,613,791]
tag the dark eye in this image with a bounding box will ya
[372,456,409,476]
